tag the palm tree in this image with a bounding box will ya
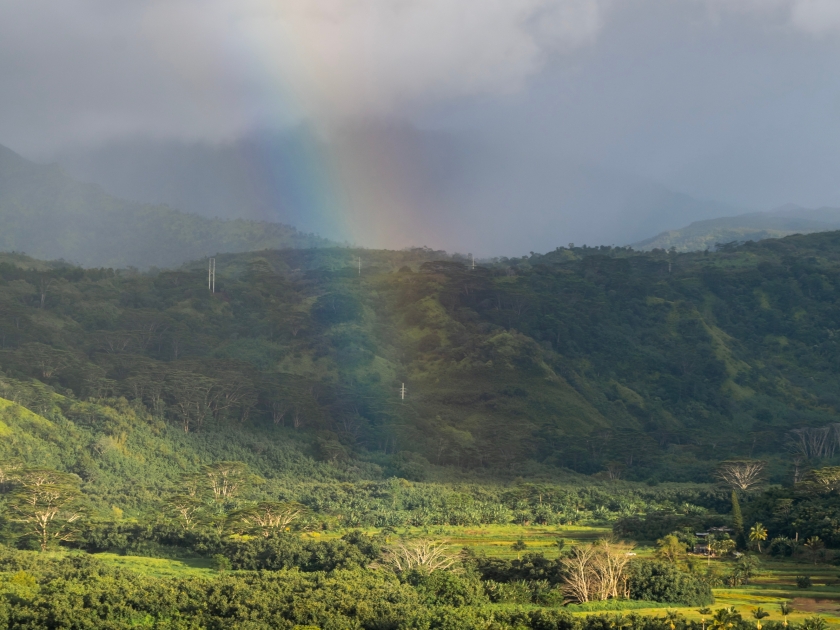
[749,523,768,553]
[800,617,828,630]
[712,606,741,630]
[664,609,684,630]
[804,537,825,564]
[752,607,770,630]
[779,602,793,628]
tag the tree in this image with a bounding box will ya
[711,606,741,630]
[7,468,84,551]
[710,537,736,558]
[17,343,72,380]
[590,540,634,600]
[749,523,768,553]
[165,494,203,530]
[804,537,825,564]
[717,460,765,492]
[202,461,249,502]
[656,534,687,564]
[800,618,828,630]
[0,460,22,489]
[165,371,217,433]
[561,541,635,603]
[206,365,258,424]
[731,555,760,586]
[232,501,307,537]
[779,602,793,627]
[561,544,599,603]
[381,539,457,573]
[752,607,770,630]
[731,491,744,537]
[805,467,840,493]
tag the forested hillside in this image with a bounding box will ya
[3,236,840,628]
[2,232,840,486]
[0,144,333,269]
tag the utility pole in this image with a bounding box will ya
[208,258,216,293]
[358,256,361,275]
[400,382,406,400]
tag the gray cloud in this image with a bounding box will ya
[3,0,840,252]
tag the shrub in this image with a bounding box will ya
[210,554,230,572]
[405,569,488,607]
[796,575,813,589]
[627,560,714,606]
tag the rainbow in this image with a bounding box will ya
[150,4,442,252]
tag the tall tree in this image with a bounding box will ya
[731,490,744,537]
[7,468,84,551]
[202,461,249,502]
[749,523,768,553]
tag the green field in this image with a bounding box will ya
[72,525,839,626]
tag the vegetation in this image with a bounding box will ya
[1,231,840,626]
[631,208,840,253]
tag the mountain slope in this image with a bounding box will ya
[632,205,840,252]
[0,143,334,269]
[3,234,840,484]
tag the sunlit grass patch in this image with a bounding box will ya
[94,553,216,578]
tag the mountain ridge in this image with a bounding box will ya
[0,143,335,269]
[632,205,840,252]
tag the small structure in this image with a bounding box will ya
[693,526,734,555]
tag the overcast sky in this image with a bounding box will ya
[2,0,840,251]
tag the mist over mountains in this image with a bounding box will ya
[0,144,332,269]
[634,205,840,252]
[52,123,747,256]
[6,128,839,268]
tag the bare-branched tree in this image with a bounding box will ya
[561,541,635,603]
[0,460,22,489]
[804,466,840,492]
[232,501,307,536]
[202,461,249,501]
[716,460,766,492]
[165,495,202,530]
[381,539,457,573]
[561,544,599,603]
[8,468,84,551]
[788,425,840,460]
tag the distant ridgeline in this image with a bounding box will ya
[633,206,840,253]
[0,143,335,269]
[2,232,840,483]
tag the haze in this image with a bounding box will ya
[2,0,840,256]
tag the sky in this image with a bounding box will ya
[2,0,840,254]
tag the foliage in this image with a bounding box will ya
[560,541,635,603]
[5,231,840,485]
[4,468,84,550]
[381,538,458,573]
[626,560,714,606]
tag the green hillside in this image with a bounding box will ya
[1,236,840,628]
[0,144,333,269]
[2,234,840,483]
[633,208,840,252]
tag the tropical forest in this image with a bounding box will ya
[1,226,840,629]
